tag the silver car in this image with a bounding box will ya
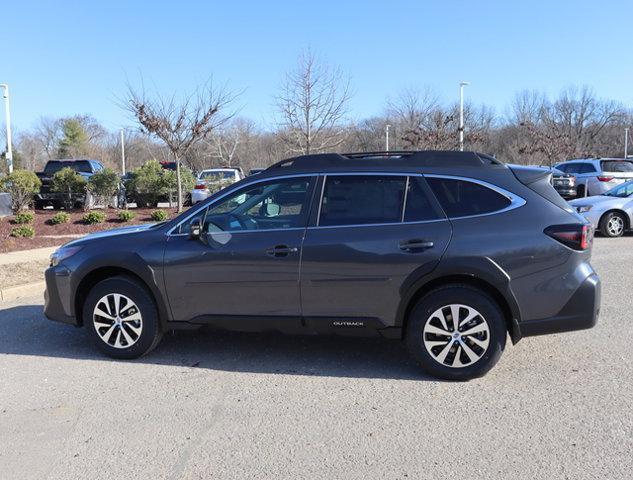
[555,158,633,197]
[569,180,633,237]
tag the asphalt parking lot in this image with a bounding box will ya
[0,237,631,480]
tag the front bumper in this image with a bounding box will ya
[518,273,601,337]
[44,266,78,326]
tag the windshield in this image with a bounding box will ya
[605,181,633,197]
[199,171,236,181]
[601,160,633,173]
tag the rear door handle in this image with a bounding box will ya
[399,239,434,252]
[266,245,299,257]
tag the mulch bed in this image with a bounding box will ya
[0,207,179,253]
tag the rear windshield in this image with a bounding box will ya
[45,161,93,174]
[199,171,236,181]
[601,160,633,172]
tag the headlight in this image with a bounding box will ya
[575,205,592,213]
[50,246,83,267]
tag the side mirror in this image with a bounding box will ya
[189,218,202,240]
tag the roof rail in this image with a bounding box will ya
[267,150,502,170]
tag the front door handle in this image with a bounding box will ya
[399,239,434,252]
[266,245,299,257]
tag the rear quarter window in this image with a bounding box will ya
[426,177,511,218]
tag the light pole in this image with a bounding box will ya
[120,129,126,175]
[385,124,390,152]
[625,127,629,159]
[459,81,469,152]
[0,84,13,174]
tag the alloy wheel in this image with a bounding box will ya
[607,216,624,236]
[423,304,490,368]
[93,293,143,349]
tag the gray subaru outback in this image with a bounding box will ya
[44,151,600,380]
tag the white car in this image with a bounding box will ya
[554,158,633,197]
[191,168,244,204]
[569,180,633,237]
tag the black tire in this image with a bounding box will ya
[599,211,626,238]
[576,184,586,198]
[83,275,163,359]
[405,285,506,381]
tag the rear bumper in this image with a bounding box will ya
[191,189,209,204]
[555,187,577,199]
[44,266,78,326]
[518,273,600,337]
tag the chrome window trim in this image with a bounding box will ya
[166,173,316,236]
[424,174,526,219]
[168,171,526,235]
[401,176,410,222]
[315,175,327,227]
[307,218,448,230]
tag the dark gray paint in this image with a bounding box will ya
[43,153,600,342]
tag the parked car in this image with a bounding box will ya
[569,180,633,237]
[35,159,104,209]
[555,158,633,197]
[523,165,577,199]
[44,151,600,381]
[191,168,244,204]
[548,167,577,199]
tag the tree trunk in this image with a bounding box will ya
[175,155,183,213]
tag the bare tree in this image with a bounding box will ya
[387,87,439,146]
[206,117,257,168]
[34,117,62,160]
[517,86,624,165]
[123,80,238,211]
[275,49,352,155]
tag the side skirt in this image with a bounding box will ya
[166,315,401,338]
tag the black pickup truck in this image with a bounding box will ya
[35,159,104,209]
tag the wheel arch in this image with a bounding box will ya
[396,273,521,344]
[74,265,169,329]
[599,209,630,231]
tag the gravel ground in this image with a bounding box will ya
[0,259,49,288]
[0,237,631,479]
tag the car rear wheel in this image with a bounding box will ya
[405,285,506,381]
[84,276,163,359]
[600,211,626,237]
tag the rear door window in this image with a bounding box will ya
[319,175,406,226]
[426,177,511,218]
[562,164,580,174]
[578,163,597,174]
[403,177,444,222]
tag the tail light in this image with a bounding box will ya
[194,183,207,190]
[544,224,592,250]
[597,176,613,182]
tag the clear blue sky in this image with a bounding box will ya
[2,0,633,132]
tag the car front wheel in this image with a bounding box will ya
[600,211,626,237]
[406,285,506,381]
[83,276,163,359]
